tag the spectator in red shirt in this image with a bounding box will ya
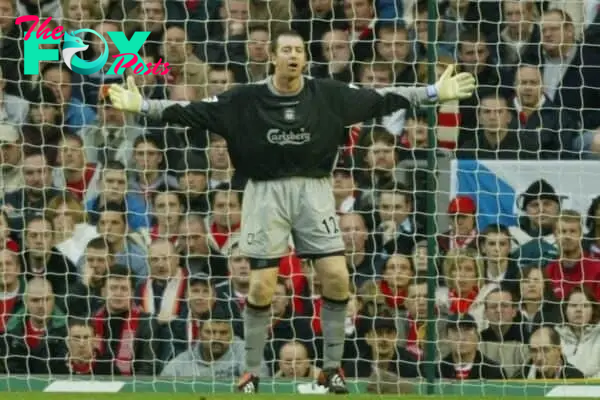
[546,210,600,301]
[437,195,479,256]
[378,254,414,311]
[0,248,22,334]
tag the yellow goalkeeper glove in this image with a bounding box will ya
[434,64,476,102]
[108,76,143,113]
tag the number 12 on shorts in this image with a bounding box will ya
[321,216,339,235]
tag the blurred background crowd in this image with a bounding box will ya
[0,0,598,391]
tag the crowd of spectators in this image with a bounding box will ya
[0,0,600,393]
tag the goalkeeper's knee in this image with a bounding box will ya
[247,267,279,306]
[314,256,350,301]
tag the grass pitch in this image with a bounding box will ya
[0,395,585,400]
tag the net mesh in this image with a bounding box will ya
[0,0,599,394]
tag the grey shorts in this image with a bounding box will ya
[239,177,345,265]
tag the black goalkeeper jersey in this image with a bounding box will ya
[161,77,431,181]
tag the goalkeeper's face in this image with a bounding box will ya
[272,35,307,79]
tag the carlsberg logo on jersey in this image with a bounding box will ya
[17,16,170,76]
[267,129,311,145]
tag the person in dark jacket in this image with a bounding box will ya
[53,318,115,375]
[3,278,68,374]
[353,316,420,379]
[513,64,582,159]
[508,179,563,268]
[480,288,530,344]
[456,88,540,160]
[376,182,423,257]
[514,326,584,379]
[66,237,113,317]
[176,152,210,217]
[522,9,600,133]
[516,265,563,335]
[437,314,506,380]
[92,265,158,376]
[158,272,220,363]
[583,195,600,259]
[3,151,63,239]
[0,248,24,335]
[20,214,79,308]
[178,214,227,280]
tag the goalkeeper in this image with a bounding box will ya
[109,29,474,393]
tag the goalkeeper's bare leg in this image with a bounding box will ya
[313,255,350,394]
[237,265,279,393]
[237,256,351,394]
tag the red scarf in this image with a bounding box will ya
[451,229,477,250]
[69,359,95,374]
[93,305,142,376]
[66,163,96,201]
[345,125,361,155]
[405,314,425,359]
[140,270,187,318]
[0,292,18,333]
[311,297,323,335]
[187,318,201,349]
[5,239,18,252]
[519,111,528,124]
[24,318,45,349]
[186,0,200,11]
[149,225,178,243]
[455,364,473,379]
[210,222,240,249]
[379,280,407,309]
[449,287,479,315]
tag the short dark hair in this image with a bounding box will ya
[106,264,135,289]
[68,317,94,332]
[86,236,111,252]
[477,87,512,108]
[99,201,126,215]
[152,190,182,208]
[133,134,163,151]
[41,62,71,78]
[379,182,413,205]
[58,131,84,147]
[270,29,304,54]
[102,160,126,173]
[481,223,510,237]
[457,29,488,52]
[248,23,269,37]
[26,214,52,231]
[209,183,243,207]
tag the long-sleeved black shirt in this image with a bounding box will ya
[154,77,432,181]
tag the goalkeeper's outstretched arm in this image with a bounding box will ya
[108,77,232,137]
[329,64,476,126]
